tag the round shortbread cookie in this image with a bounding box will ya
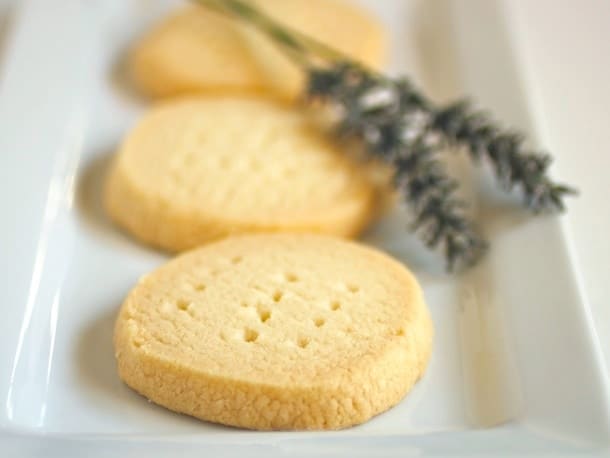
[104,96,378,252]
[129,0,386,99]
[114,233,433,430]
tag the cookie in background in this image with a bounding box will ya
[129,0,386,99]
[104,96,381,252]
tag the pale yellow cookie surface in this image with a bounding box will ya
[114,233,433,430]
[130,0,386,99]
[104,96,377,252]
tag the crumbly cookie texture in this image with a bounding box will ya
[114,233,433,430]
[104,96,378,252]
[129,0,386,99]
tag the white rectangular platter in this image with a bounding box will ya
[0,0,609,456]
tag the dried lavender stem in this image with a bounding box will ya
[192,0,575,270]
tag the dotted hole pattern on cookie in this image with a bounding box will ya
[228,273,367,350]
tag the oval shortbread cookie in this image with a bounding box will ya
[104,96,378,252]
[114,233,433,430]
[129,0,386,99]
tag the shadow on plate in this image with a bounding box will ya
[76,150,164,257]
[363,181,532,278]
[409,0,464,102]
[77,150,114,233]
[75,307,125,400]
[0,5,15,71]
[108,42,149,106]
[75,307,234,431]
[362,206,447,278]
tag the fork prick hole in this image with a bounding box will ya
[258,308,271,323]
[176,299,189,311]
[285,272,298,282]
[297,337,310,349]
[244,328,259,343]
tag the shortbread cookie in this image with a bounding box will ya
[130,0,386,99]
[104,96,377,252]
[114,233,433,430]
